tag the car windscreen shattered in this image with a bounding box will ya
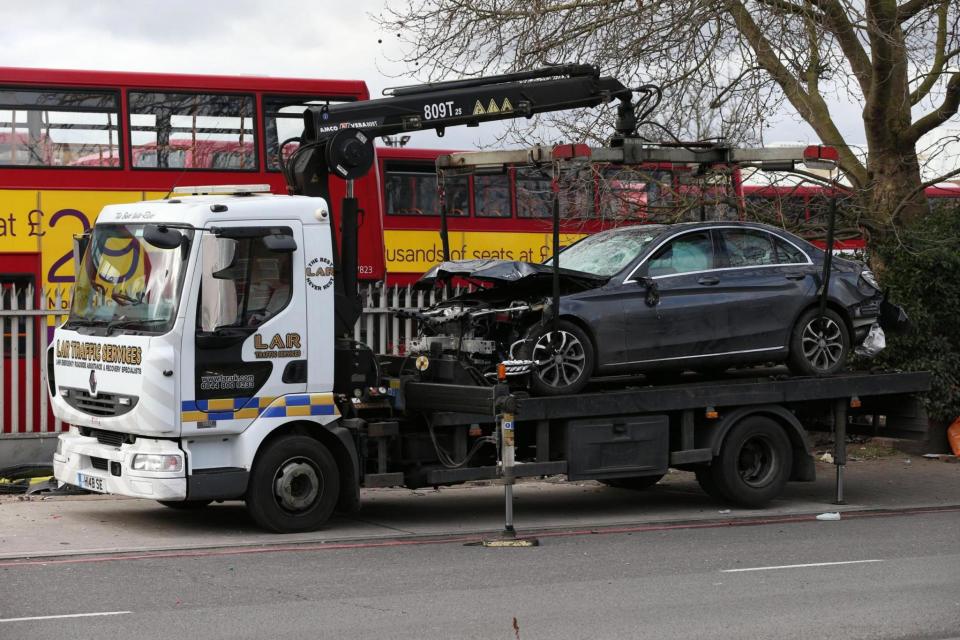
[546,225,665,276]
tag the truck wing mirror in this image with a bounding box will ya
[262,233,297,253]
[144,224,184,250]
[72,231,91,271]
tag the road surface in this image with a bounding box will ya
[1,508,957,639]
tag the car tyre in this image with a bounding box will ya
[158,500,212,510]
[245,435,340,533]
[787,307,850,376]
[521,319,595,396]
[599,474,664,490]
[709,416,792,508]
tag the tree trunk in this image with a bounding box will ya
[864,145,928,243]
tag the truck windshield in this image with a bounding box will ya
[67,224,193,334]
[546,225,665,277]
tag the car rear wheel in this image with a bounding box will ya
[599,474,664,490]
[522,319,595,396]
[788,308,849,376]
[246,435,339,533]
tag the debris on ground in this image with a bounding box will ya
[816,512,841,521]
[820,452,834,464]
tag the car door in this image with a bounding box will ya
[711,227,817,353]
[616,228,729,366]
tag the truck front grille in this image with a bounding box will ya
[63,388,137,417]
[82,428,133,448]
[89,457,109,471]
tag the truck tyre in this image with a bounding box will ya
[158,500,212,510]
[521,319,595,396]
[709,416,792,508]
[694,466,728,502]
[599,474,664,490]
[245,435,340,533]
[787,307,849,376]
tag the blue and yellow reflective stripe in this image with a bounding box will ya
[180,393,337,423]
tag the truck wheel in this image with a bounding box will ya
[787,308,849,376]
[522,319,595,396]
[245,435,340,533]
[710,416,792,508]
[599,474,664,490]
[694,466,728,502]
[158,500,212,510]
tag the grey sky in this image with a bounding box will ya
[0,0,920,152]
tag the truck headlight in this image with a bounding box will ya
[55,437,64,456]
[131,454,183,472]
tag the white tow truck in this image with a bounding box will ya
[50,66,930,532]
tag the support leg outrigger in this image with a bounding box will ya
[482,391,539,547]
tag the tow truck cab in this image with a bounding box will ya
[51,188,346,512]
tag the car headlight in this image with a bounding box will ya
[131,454,183,472]
[860,269,880,291]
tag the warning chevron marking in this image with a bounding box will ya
[473,100,485,116]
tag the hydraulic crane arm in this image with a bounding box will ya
[284,64,647,194]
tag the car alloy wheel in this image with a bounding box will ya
[531,329,586,388]
[801,316,845,371]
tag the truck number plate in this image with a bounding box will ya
[77,472,105,493]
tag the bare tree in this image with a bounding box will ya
[378,0,960,237]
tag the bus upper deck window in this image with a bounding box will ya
[0,89,120,168]
[128,91,256,171]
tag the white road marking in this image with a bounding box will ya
[0,611,130,623]
[722,559,884,573]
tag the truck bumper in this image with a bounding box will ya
[53,428,187,501]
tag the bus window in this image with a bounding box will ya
[599,167,672,220]
[0,88,120,167]
[128,92,256,170]
[516,167,552,218]
[385,162,468,216]
[263,95,343,170]
[474,174,511,217]
[558,167,595,220]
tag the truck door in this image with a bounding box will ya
[181,222,306,433]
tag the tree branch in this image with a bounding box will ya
[909,0,950,105]
[725,0,867,184]
[897,0,941,22]
[907,71,960,142]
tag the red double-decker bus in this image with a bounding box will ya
[0,66,389,302]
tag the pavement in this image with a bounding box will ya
[1,455,958,560]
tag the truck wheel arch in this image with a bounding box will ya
[698,404,815,482]
[254,420,361,513]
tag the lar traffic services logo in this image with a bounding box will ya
[306,257,335,291]
[89,369,98,397]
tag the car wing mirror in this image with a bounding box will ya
[636,276,660,307]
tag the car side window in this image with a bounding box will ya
[774,237,807,264]
[721,229,777,267]
[646,231,713,277]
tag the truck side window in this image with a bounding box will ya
[199,233,293,333]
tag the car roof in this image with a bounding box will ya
[596,220,796,239]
